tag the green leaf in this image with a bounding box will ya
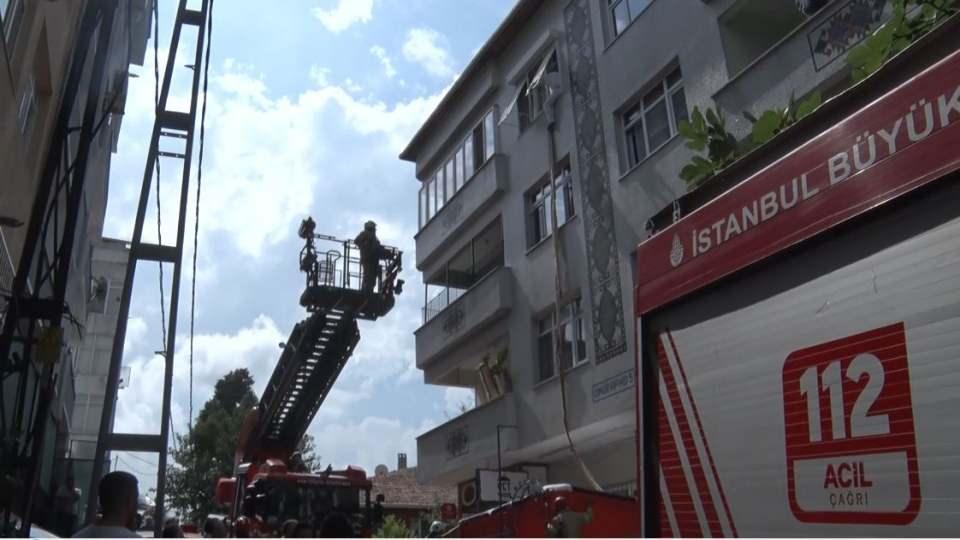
[795,91,822,121]
[680,163,702,182]
[705,107,723,129]
[691,107,706,132]
[752,110,783,145]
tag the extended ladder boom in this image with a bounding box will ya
[237,219,402,465]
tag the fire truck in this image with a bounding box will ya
[214,218,403,537]
[632,38,960,537]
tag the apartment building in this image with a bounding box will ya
[401,0,901,513]
[1,0,149,528]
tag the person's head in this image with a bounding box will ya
[279,519,299,538]
[162,522,184,538]
[294,522,315,538]
[364,220,376,232]
[320,512,354,538]
[97,471,139,528]
[205,517,228,538]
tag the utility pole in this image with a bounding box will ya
[86,2,212,536]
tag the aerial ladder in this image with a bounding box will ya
[215,217,403,537]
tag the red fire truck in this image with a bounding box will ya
[214,221,403,537]
[632,38,960,537]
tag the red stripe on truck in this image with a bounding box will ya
[658,337,723,537]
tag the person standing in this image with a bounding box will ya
[72,471,141,538]
[54,474,82,536]
[354,221,382,294]
[546,497,593,538]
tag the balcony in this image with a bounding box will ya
[415,154,507,270]
[416,392,518,485]
[714,0,897,137]
[416,266,513,377]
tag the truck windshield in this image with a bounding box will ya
[258,480,367,527]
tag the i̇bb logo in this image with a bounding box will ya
[782,322,920,525]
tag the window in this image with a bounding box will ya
[609,0,652,37]
[419,186,428,228]
[537,317,555,382]
[17,77,37,136]
[422,219,504,322]
[622,66,687,170]
[455,147,465,192]
[527,165,575,247]
[445,159,455,204]
[517,51,558,130]
[464,134,475,180]
[417,110,498,230]
[483,110,495,161]
[536,301,587,382]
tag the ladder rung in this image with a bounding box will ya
[135,243,177,263]
[160,129,188,139]
[181,8,204,26]
[158,110,192,131]
[108,433,163,453]
[158,150,186,159]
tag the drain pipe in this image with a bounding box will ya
[543,75,602,492]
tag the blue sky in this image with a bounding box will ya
[105,0,515,492]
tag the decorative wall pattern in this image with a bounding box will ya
[563,0,627,363]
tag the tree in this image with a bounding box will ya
[373,515,413,538]
[296,434,323,472]
[164,368,258,522]
[163,369,324,522]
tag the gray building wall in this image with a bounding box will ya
[0,0,150,517]
[406,0,859,496]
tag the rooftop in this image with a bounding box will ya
[369,467,456,510]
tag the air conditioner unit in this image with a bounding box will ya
[458,479,478,514]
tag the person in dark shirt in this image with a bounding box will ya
[354,221,382,294]
[320,512,354,538]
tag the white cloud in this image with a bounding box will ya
[309,65,330,87]
[444,387,475,418]
[308,416,437,472]
[369,45,397,78]
[110,58,449,259]
[402,27,456,79]
[312,0,374,33]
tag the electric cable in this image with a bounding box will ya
[189,0,214,437]
[153,0,168,351]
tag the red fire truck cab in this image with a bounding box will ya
[216,460,373,537]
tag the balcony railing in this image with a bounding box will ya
[424,286,466,323]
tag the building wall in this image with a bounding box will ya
[0,0,149,525]
[411,0,859,494]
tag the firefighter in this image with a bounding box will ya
[354,221,382,294]
[546,497,593,538]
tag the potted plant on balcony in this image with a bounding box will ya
[488,349,511,395]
